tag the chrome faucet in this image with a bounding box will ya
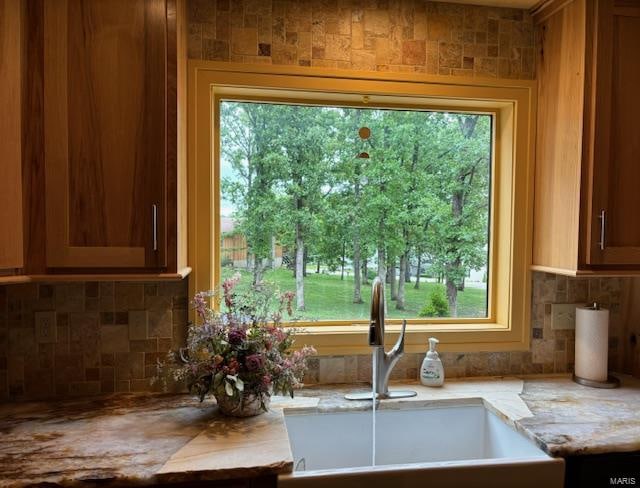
[346,277,416,401]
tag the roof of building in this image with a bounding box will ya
[221,217,237,233]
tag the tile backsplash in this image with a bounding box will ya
[1,272,631,400]
[0,281,188,400]
[188,0,535,80]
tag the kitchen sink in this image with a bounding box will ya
[279,400,564,488]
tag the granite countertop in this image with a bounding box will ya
[519,375,640,456]
[1,374,639,487]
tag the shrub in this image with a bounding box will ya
[419,285,450,317]
[221,255,233,267]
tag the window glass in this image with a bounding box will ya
[220,101,492,322]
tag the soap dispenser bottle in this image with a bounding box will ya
[420,337,444,387]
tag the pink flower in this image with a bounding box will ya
[227,358,239,374]
[228,327,246,345]
[222,273,241,308]
[262,374,272,386]
[281,291,295,316]
[193,292,208,319]
[245,354,264,372]
[293,346,317,361]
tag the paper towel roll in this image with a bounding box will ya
[575,305,610,382]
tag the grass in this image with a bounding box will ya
[221,267,487,322]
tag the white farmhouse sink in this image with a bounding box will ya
[279,401,564,488]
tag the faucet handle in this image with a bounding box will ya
[391,319,407,355]
[398,319,407,352]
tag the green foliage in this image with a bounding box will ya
[419,285,450,318]
[365,269,378,281]
[222,267,486,320]
[220,102,492,317]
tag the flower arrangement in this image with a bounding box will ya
[164,273,316,416]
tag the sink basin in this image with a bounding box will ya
[280,400,564,488]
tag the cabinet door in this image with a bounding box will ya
[44,0,167,269]
[0,0,24,271]
[588,1,640,265]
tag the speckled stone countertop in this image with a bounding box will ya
[1,375,639,487]
[519,375,640,457]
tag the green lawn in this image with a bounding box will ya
[221,267,487,321]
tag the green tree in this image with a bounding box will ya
[221,102,284,285]
[427,114,491,316]
[275,105,338,311]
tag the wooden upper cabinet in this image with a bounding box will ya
[588,2,640,266]
[0,0,24,272]
[43,0,169,269]
[532,0,640,275]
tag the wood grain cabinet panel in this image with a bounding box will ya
[0,0,24,272]
[43,0,168,269]
[589,4,640,265]
[532,0,640,275]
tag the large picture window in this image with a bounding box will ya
[220,101,493,323]
[189,63,535,353]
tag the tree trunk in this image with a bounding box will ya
[316,259,320,274]
[445,191,465,316]
[267,236,276,270]
[353,233,362,303]
[458,277,465,292]
[446,277,458,318]
[340,241,346,280]
[352,152,363,302]
[414,253,422,289]
[396,253,406,310]
[377,246,386,283]
[292,249,297,278]
[389,258,397,301]
[404,257,411,283]
[250,252,264,285]
[303,246,308,277]
[362,258,369,285]
[295,224,305,311]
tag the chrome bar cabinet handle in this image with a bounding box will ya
[598,209,606,251]
[152,204,158,252]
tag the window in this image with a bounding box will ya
[189,63,535,354]
[220,102,493,323]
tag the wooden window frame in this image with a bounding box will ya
[188,61,537,355]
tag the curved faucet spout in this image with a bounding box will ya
[345,279,416,401]
[369,277,385,346]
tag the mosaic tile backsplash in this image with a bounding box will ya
[0,273,632,400]
[0,281,188,400]
[188,0,535,79]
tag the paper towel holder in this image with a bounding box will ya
[572,302,621,389]
[573,374,620,388]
